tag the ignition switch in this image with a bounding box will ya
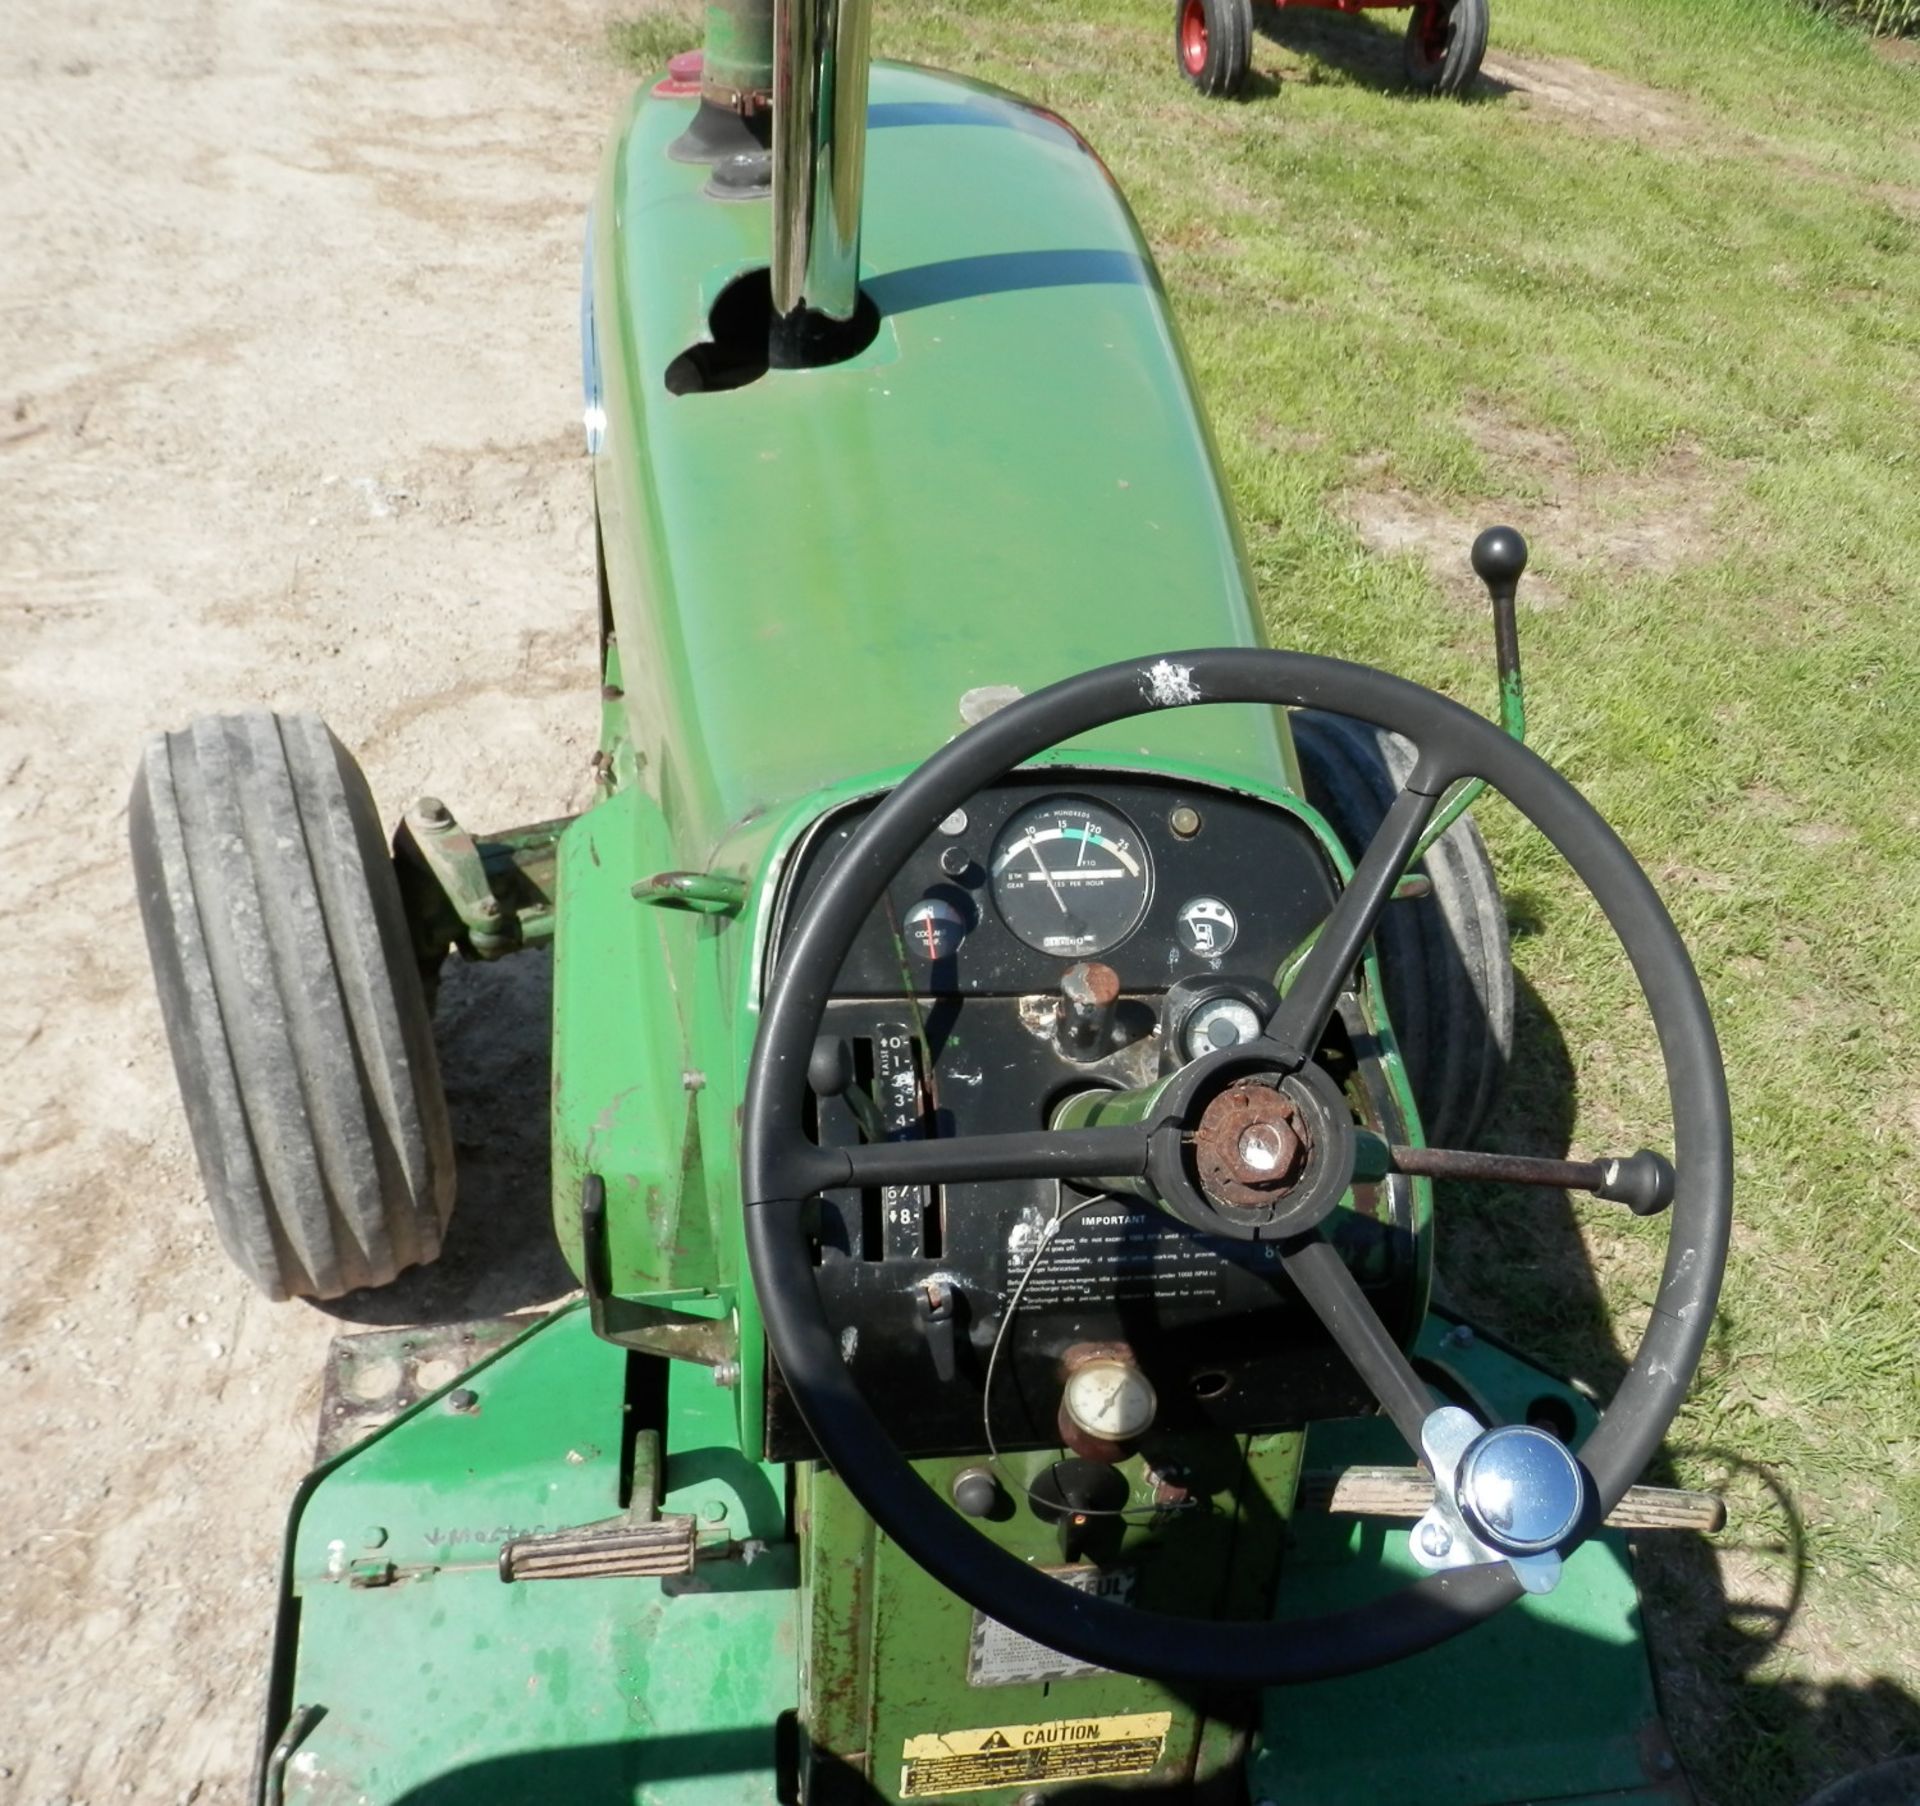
[1026,1458,1132,1563]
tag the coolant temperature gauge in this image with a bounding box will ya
[903,896,970,961]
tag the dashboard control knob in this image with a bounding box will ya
[950,1466,1004,1519]
[807,1036,853,1097]
[1056,960,1121,1059]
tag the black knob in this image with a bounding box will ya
[950,1467,1005,1519]
[1470,525,1528,590]
[1594,1149,1676,1217]
[807,1036,853,1098]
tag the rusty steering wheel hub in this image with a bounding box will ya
[1149,1052,1356,1240]
[1197,1076,1305,1204]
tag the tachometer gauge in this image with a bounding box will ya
[988,798,1151,957]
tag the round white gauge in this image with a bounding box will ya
[1062,1359,1158,1443]
[988,798,1151,957]
[1183,995,1262,1060]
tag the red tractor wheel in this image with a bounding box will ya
[1174,0,1253,98]
[1405,0,1489,95]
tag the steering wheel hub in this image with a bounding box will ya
[1195,1076,1306,1204]
[1143,1053,1357,1241]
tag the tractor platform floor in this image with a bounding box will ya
[263,1305,1688,1805]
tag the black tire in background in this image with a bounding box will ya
[130,712,454,1300]
[1801,1758,1920,1806]
[1291,709,1513,1148]
[1174,0,1254,98]
[1404,0,1489,96]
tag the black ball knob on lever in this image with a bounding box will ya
[1470,524,1528,592]
[1469,526,1528,733]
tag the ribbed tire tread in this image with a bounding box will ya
[130,712,453,1299]
[1292,710,1514,1147]
[1175,0,1254,98]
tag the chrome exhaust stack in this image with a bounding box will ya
[770,0,874,365]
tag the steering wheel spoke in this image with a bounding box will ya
[1277,1232,1434,1456]
[1266,774,1445,1061]
[797,1122,1153,1195]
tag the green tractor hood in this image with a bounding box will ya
[589,61,1296,861]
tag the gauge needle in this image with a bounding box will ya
[1028,843,1068,913]
[1075,829,1088,868]
[923,914,938,960]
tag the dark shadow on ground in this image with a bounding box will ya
[1637,1452,1920,1806]
[1258,5,1515,100]
[311,949,574,1328]
[1435,970,1920,1804]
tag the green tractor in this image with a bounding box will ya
[130,3,1733,1801]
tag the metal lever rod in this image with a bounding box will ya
[1407,525,1529,865]
[1354,1134,1675,1216]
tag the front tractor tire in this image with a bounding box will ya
[130,712,455,1301]
[1404,0,1489,96]
[1175,0,1254,98]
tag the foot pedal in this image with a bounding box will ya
[498,1514,698,1582]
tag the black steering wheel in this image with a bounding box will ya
[742,648,1731,1686]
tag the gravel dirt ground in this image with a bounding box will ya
[0,2,629,1797]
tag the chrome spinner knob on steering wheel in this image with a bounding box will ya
[1410,1406,1587,1595]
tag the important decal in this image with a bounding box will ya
[1003,1204,1253,1307]
[900,1712,1172,1797]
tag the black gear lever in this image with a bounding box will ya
[1403,527,1531,868]
[1471,525,1527,734]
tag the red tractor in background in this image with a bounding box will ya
[1175,0,1488,97]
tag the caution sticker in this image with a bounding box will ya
[900,1712,1172,1797]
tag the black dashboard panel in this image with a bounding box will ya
[764,772,1422,1462]
[777,771,1339,1000]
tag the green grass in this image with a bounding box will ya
[614,4,1920,1798]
